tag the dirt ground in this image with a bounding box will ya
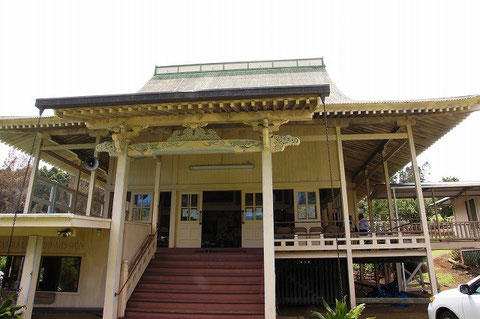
[434,251,480,291]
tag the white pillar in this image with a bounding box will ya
[103,150,130,319]
[23,137,43,214]
[152,157,162,234]
[86,136,101,216]
[261,120,276,319]
[406,124,438,295]
[336,127,356,307]
[17,235,44,319]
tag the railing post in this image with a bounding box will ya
[118,260,129,318]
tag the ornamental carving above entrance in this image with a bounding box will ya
[96,124,299,157]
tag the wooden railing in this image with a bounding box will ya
[274,219,480,251]
[274,219,426,251]
[429,221,480,241]
[117,231,157,318]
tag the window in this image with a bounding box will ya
[244,192,263,221]
[180,193,200,221]
[131,193,152,222]
[296,191,318,220]
[466,199,478,222]
[37,257,81,292]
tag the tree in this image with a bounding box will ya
[391,161,431,184]
[0,150,30,213]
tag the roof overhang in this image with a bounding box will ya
[36,85,330,111]
[372,182,480,199]
[0,214,111,237]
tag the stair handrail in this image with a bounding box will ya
[116,229,158,298]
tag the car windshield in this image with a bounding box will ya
[467,275,480,286]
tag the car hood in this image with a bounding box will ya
[436,287,461,299]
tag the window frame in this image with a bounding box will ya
[129,192,154,223]
[178,192,202,223]
[242,191,263,223]
[293,188,320,222]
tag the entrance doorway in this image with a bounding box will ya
[201,191,241,248]
[157,192,172,247]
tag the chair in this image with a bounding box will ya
[293,227,308,246]
[276,226,292,234]
[293,227,308,234]
[309,226,323,234]
[309,226,323,246]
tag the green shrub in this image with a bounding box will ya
[312,297,375,319]
[0,293,24,318]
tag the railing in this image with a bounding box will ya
[30,176,104,216]
[117,230,157,318]
[274,219,426,251]
[429,221,480,241]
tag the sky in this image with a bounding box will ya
[0,0,479,182]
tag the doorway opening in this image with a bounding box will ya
[202,191,241,248]
[157,192,171,247]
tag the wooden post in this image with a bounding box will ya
[432,189,442,239]
[261,119,276,319]
[117,260,129,318]
[336,127,356,307]
[86,136,101,216]
[102,148,130,319]
[72,167,82,214]
[152,157,162,234]
[168,191,177,248]
[16,235,44,319]
[382,151,395,221]
[406,123,438,295]
[366,175,374,231]
[353,189,358,221]
[23,137,43,214]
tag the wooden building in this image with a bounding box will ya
[0,58,479,319]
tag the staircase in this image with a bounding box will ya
[123,248,265,319]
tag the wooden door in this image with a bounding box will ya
[241,191,264,247]
[176,192,202,248]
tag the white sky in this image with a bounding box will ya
[0,0,479,181]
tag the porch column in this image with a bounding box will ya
[335,127,356,307]
[86,136,101,216]
[17,235,44,319]
[382,151,395,220]
[406,123,438,295]
[23,136,43,214]
[151,157,162,234]
[103,150,130,319]
[261,119,276,319]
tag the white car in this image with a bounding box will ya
[428,275,480,319]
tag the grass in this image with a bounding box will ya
[432,250,451,257]
[423,271,456,286]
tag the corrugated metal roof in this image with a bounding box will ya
[140,62,354,104]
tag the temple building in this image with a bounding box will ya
[0,58,479,319]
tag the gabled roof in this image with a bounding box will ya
[139,58,352,104]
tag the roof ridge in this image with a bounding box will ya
[154,58,325,76]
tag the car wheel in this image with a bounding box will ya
[439,309,458,319]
